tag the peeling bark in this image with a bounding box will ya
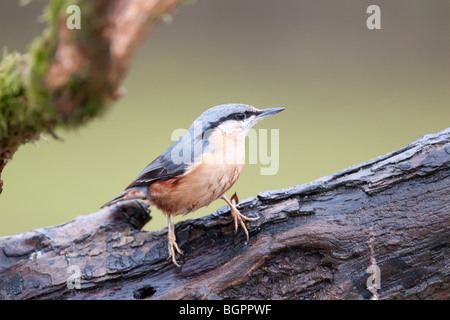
[0,128,449,300]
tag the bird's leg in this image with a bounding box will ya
[167,215,183,267]
[221,195,258,243]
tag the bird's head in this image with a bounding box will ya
[168,104,284,165]
[195,103,285,137]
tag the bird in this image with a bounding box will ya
[102,103,284,266]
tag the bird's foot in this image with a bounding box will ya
[167,232,183,267]
[167,215,183,267]
[222,195,259,243]
[229,206,258,243]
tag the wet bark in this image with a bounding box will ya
[0,128,449,300]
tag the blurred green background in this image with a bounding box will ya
[0,0,449,237]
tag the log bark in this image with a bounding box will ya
[0,128,449,300]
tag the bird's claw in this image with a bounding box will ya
[229,207,258,244]
[222,194,258,244]
[168,235,183,267]
[167,215,183,267]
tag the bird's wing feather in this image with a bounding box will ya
[125,154,187,189]
[125,128,209,190]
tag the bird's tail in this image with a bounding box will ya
[101,187,148,208]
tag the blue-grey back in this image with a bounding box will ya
[126,103,257,189]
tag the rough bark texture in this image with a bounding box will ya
[0,128,449,300]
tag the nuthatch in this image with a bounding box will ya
[102,103,284,266]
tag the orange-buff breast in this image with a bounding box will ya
[148,161,244,216]
[148,128,247,216]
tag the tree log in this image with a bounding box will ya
[0,128,449,300]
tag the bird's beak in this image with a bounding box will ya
[257,107,285,119]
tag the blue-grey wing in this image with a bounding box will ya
[125,155,185,190]
[125,127,211,190]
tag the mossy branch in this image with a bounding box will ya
[0,0,182,194]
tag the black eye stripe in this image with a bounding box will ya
[235,112,246,120]
[231,110,257,121]
[205,110,260,134]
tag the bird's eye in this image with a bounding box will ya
[234,113,246,120]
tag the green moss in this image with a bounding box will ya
[0,0,72,145]
[1,0,146,153]
[0,52,30,139]
[27,0,110,128]
[27,0,64,121]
